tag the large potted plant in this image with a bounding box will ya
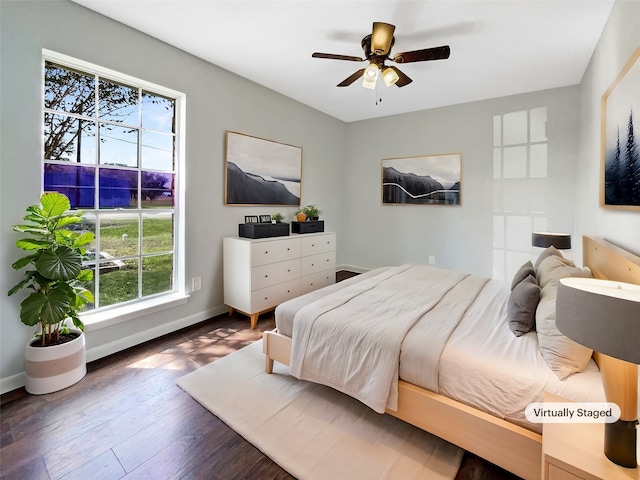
[8,191,94,394]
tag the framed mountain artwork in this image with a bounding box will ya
[382,153,461,205]
[225,131,302,206]
[601,47,640,210]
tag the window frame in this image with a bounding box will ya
[42,49,188,330]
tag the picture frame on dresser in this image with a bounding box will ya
[225,131,302,206]
[601,46,640,210]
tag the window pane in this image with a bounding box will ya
[530,144,548,178]
[99,258,139,307]
[45,62,95,115]
[98,168,137,208]
[99,79,139,125]
[530,107,547,142]
[45,113,96,163]
[503,110,528,145]
[99,213,139,258]
[141,171,174,208]
[78,264,95,312]
[142,254,173,297]
[141,131,174,171]
[503,146,527,178]
[44,164,95,208]
[142,212,174,254]
[142,91,175,133]
[99,123,138,167]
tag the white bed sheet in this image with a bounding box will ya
[275,267,605,433]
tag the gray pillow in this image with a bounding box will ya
[507,274,540,337]
[534,245,564,268]
[511,260,536,290]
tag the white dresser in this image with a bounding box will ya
[223,232,336,328]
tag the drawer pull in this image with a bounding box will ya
[311,263,315,267]
[312,244,315,247]
[287,247,290,251]
[287,269,291,272]
[265,251,269,254]
[264,274,268,278]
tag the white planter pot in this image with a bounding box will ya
[24,330,86,395]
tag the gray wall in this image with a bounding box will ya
[339,86,580,277]
[575,0,640,257]
[0,0,346,391]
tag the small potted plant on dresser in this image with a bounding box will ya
[8,192,94,394]
[292,204,324,233]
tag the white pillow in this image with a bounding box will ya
[535,255,594,379]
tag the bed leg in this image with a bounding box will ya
[265,355,274,374]
[263,331,274,374]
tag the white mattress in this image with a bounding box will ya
[275,267,605,433]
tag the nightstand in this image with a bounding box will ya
[542,393,639,480]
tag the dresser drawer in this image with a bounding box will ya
[300,251,336,277]
[300,270,335,295]
[251,259,300,291]
[251,279,300,312]
[301,234,336,256]
[251,238,300,266]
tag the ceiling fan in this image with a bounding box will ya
[312,22,450,89]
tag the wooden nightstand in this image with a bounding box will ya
[542,394,639,480]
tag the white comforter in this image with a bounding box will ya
[289,264,488,413]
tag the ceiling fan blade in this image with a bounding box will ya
[390,66,412,87]
[312,52,364,62]
[370,22,395,55]
[393,45,450,64]
[337,69,366,87]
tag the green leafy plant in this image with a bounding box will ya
[272,212,284,223]
[8,192,94,346]
[302,204,322,219]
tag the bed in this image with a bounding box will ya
[262,236,640,480]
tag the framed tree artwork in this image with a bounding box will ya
[225,131,302,206]
[601,47,640,210]
[382,153,461,205]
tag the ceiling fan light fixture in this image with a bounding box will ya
[382,67,399,86]
[362,63,379,89]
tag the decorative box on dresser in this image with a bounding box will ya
[542,393,640,480]
[223,232,336,329]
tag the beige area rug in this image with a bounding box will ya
[176,340,464,480]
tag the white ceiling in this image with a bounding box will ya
[71,0,615,123]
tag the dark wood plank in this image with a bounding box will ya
[1,271,518,480]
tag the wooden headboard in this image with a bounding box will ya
[582,236,640,284]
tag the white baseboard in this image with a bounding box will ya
[0,372,27,395]
[337,264,369,274]
[0,304,229,395]
[85,304,228,362]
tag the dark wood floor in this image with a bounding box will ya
[1,280,522,479]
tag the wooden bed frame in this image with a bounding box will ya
[262,236,640,480]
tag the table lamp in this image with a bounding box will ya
[556,277,640,468]
[532,232,572,250]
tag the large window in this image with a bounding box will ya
[42,52,184,316]
[492,107,549,283]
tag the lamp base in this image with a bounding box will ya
[604,419,638,468]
